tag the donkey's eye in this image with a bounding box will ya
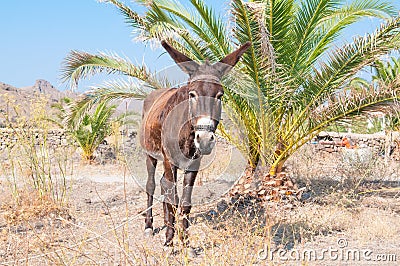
[216,92,224,100]
[189,91,197,100]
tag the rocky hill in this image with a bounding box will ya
[0,80,76,126]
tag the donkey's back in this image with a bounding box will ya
[140,88,177,160]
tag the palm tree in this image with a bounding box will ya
[62,0,400,176]
[50,98,136,162]
[72,101,117,161]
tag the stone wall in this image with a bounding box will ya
[0,128,68,150]
[0,128,399,158]
[311,131,399,156]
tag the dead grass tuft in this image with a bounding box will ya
[1,189,72,225]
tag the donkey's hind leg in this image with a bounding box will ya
[144,155,157,236]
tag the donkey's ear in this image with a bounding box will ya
[161,40,199,75]
[215,42,251,77]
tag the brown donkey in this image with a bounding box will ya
[140,41,250,246]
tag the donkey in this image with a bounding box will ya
[140,40,251,246]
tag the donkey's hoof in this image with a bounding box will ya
[144,228,153,237]
[164,240,173,247]
[163,244,175,255]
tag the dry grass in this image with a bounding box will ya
[0,94,74,205]
[0,117,399,264]
[1,181,399,265]
[1,190,70,225]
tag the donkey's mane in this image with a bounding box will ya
[158,85,196,158]
[159,85,190,123]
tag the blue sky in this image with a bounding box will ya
[0,0,399,90]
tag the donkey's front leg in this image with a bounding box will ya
[180,170,198,245]
[161,159,178,246]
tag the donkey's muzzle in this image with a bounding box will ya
[194,131,216,155]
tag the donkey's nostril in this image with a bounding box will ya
[196,133,200,142]
[210,134,215,141]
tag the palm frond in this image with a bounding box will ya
[264,0,296,64]
[309,82,400,133]
[349,76,371,88]
[100,0,150,36]
[189,0,230,56]
[146,7,210,59]
[298,16,400,114]
[372,56,400,83]
[65,78,150,129]
[148,0,229,58]
[289,0,333,73]
[61,51,164,89]
[272,82,400,168]
[323,0,397,21]
[306,0,397,69]
[231,0,279,93]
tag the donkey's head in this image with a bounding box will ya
[162,41,251,155]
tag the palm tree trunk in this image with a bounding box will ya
[268,139,286,176]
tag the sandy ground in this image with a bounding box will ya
[0,143,400,265]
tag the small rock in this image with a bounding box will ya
[265,181,276,186]
[286,180,294,187]
[216,200,229,213]
[286,190,295,195]
[185,247,197,258]
[284,203,293,210]
[279,190,287,195]
[208,209,217,217]
[34,222,44,230]
[83,198,92,204]
[276,172,287,178]
[264,196,272,201]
